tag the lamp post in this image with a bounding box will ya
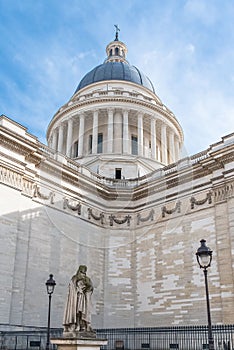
[45,274,56,350]
[196,239,214,350]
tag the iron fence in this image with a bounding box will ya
[0,325,233,350]
[0,329,62,350]
[97,325,234,350]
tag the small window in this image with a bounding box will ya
[115,168,122,179]
[89,135,93,154]
[115,47,119,55]
[97,133,103,153]
[131,135,138,155]
[110,49,112,56]
[73,141,78,157]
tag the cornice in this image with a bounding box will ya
[0,133,36,157]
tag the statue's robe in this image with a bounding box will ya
[63,275,78,326]
[63,274,93,329]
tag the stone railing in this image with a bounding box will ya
[37,143,216,189]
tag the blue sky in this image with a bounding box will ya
[0,0,233,155]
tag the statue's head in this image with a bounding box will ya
[77,265,87,274]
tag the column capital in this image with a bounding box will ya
[123,109,130,114]
[92,109,99,115]
[168,128,174,136]
[67,118,73,125]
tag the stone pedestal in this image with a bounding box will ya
[50,337,108,350]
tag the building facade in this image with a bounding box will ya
[0,35,233,331]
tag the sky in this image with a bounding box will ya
[0,0,233,156]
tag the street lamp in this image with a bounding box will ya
[196,239,214,350]
[45,274,56,350]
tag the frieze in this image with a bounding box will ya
[33,184,55,204]
[22,178,34,196]
[162,201,181,218]
[0,159,233,229]
[137,209,154,225]
[88,208,104,224]
[0,165,22,189]
[109,214,131,226]
[63,197,81,215]
[190,192,212,209]
[213,182,234,202]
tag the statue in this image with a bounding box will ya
[63,265,95,336]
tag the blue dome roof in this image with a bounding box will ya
[75,62,155,93]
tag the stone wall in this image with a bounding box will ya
[0,117,233,330]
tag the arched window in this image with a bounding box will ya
[115,47,119,55]
[110,49,112,56]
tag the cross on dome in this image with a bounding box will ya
[114,24,120,41]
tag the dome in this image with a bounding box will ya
[75,34,155,94]
[75,62,155,93]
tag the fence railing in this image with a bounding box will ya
[0,325,233,350]
[97,325,234,350]
[0,329,62,350]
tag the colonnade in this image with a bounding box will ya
[49,109,181,165]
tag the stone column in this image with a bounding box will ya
[78,113,85,157]
[151,117,156,159]
[57,124,64,153]
[51,130,57,151]
[48,136,52,148]
[138,113,143,156]
[114,112,122,153]
[175,137,180,161]
[107,109,114,153]
[92,110,98,154]
[169,130,175,163]
[123,110,129,154]
[161,123,168,164]
[157,145,161,162]
[66,119,73,157]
